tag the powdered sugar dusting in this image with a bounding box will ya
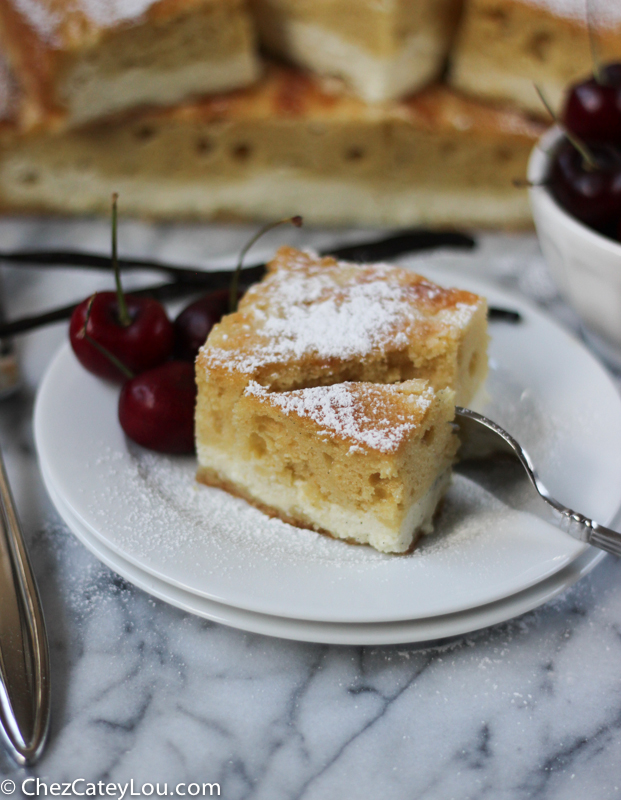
[204,250,480,374]
[45,344,593,621]
[76,0,154,27]
[259,272,407,362]
[13,0,155,43]
[521,0,621,27]
[245,380,433,453]
[85,443,543,575]
[12,0,59,40]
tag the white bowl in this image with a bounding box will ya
[528,126,621,368]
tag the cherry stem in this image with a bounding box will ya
[586,0,604,84]
[512,178,547,188]
[111,194,131,328]
[80,294,134,379]
[229,216,303,314]
[534,85,599,170]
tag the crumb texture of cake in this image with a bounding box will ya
[250,0,463,102]
[0,0,260,128]
[450,0,621,115]
[195,247,488,553]
[0,64,544,227]
[198,379,458,553]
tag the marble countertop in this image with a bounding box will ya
[0,219,619,800]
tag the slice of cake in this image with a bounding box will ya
[195,247,488,553]
[250,0,463,103]
[198,379,458,553]
[0,0,260,129]
[450,0,621,116]
[0,64,545,227]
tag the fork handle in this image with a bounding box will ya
[589,524,621,558]
[552,505,621,557]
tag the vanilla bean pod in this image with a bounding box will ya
[0,229,476,274]
[0,229,520,336]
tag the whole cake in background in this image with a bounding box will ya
[195,247,488,553]
[0,0,598,227]
[0,61,544,227]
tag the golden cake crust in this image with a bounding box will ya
[200,246,488,405]
[130,63,545,138]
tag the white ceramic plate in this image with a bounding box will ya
[34,268,621,623]
[41,462,606,645]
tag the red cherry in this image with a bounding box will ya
[118,361,196,454]
[563,63,621,144]
[173,288,230,362]
[70,292,174,382]
[174,288,245,362]
[549,139,621,231]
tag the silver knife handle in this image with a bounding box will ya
[0,447,50,764]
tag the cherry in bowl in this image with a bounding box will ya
[548,139,621,233]
[563,63,621,144]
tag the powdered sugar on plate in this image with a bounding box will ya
[35,254,621,622]
[84,439,540,576]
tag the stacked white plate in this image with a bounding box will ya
[34,268,621,645]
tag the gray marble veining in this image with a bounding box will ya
[0,221,618,799]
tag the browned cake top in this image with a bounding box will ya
[1,0,226,48]
[0,53,545,140]
[244,378,437,454]
[0,51,18,125]
[202,246,484,376]
[152,64,544,141]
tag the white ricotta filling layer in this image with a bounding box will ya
[0,165,533,228]
[63,51,260,124]
[274,20,446,102]
[452,56,567,115]
[197,442,452,553]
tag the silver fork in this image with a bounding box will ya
[454,407,621,557]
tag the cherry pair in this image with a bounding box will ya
[69,205,302,454]
[543,63,621,239]
[70,286,201,454]
[69,196,202,454]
